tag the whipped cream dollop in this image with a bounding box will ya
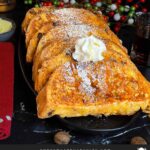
[72,35,106,62]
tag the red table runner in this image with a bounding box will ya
[0,42,14,140]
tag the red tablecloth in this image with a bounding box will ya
[0,42,14,140]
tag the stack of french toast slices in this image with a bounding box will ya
[22,6,150,119]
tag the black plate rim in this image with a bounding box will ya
[18,33,37,96]
[57,111,141,133]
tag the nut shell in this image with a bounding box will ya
[54,131,71,144]
[131,136,147,145]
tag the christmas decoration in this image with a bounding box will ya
[63,0,69,3]
[114,13,121,21]
[96,2,102,7]
[70,0,76,5]
[110,4,117,11]
[142,8,148,12]
[24,0,148,33]
[121,15,126,22]
[108,11,115,17]
[24,0,39,7]
[119,5,125,13]
[128,18,134,25]
[124,5,130,12]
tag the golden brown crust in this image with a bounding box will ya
[35,25,122,59]
[26,8,108,62]
[36,58,150,118]
[32,38,76,81]
[22,7,150,119]
[34,26,126,92]
[26,8,107,45]
[25,12,58,47]
[26,23,54,62]
[36,38,150,118]
[22,7,40,32]
[35,52,72,91]
[22,6,54,33]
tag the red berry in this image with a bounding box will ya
[121,15,126,22]
[42,2,52,6]
[43,2,48,6]
[142,8,148,13]
[103,16,109,22]
[134,4,139,9]
[116,22,121,27]
[91,0,98,2]
[117,0,122,4]
[47,2,52,6]
[114,25,120,32]
[140,0,145,3]
[59,2,64,7]
[108,11,115,17]
[127,0,133,2]
[90,0,98,5]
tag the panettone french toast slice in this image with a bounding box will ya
[26,8,107,48]
[36,40,150,118]
[22,6,54,33]
[32,38,76,82]
[25,12,58,47]
[23,7,150,119]
[35,51,72,92]
[26,23,54,62]
[34,25,126,91]
[26,12,106,62]
[35,25,124,61]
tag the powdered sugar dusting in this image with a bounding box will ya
[76,63,96,101]
[63,62,75,83]
[92,65,108,96]
[52,8,96,26]
[49,25,94,39]
[37,24,96,54]
[52,8,81,25]
[62,61,109,102]
[77,62,108,99]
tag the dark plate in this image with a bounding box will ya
[18,33,150,134]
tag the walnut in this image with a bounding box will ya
[54,131,71,144]
[131,136,147,145]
